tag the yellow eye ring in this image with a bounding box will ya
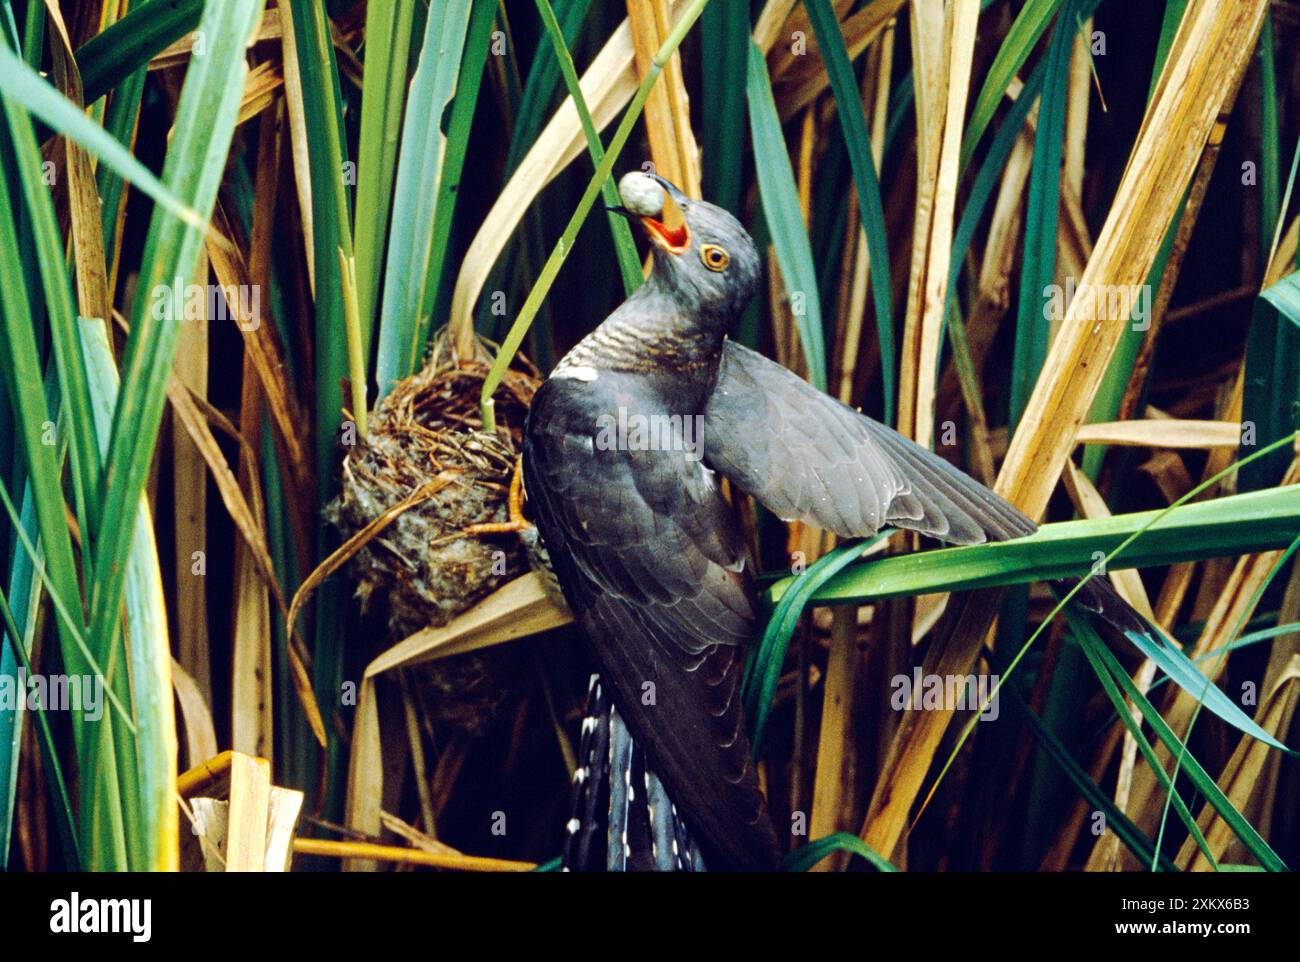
[700,244,730,272]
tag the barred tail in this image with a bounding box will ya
[562,674,704,872]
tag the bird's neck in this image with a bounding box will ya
[555,281,731,378]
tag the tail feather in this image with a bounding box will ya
[645,768,700,870]
[562,673,706,872]
[562,674,609,871]
[606,705,636,871]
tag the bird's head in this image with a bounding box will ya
[612,172,761,321]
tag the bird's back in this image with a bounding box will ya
[523,361,781,870]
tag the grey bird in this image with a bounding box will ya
[522,173,1150,871]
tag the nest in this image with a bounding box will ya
[328,331,542,735]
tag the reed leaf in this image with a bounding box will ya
[745,38,827,392]
[769,484,1300,606]
[700,0,748,214]
[374,0,474,394]
[423,0,500,329]
[745,533,892,752]
[506,0,595,175]
[1009,0,1082,428]
[77,0,205,104]
[1070,614,1219,869]
[283,0,353,813]
[478,0,713,428]
[1074,617,1287,871]
[961,0,1062,169]
[535,0,641,294]
[992,659,1180,871]
[1240,271,1300,490]
[805,0,895,422]
[83,2,265,842]
[79,320,179,871]
[0,580,80,869]
[353,0,417,340]
[784,832,896,872]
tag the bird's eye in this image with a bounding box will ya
[700,244,730,272]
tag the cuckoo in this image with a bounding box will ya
[521,172,1150,871]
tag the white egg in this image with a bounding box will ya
[618,171,665,217]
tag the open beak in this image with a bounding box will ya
[639,215,689,254]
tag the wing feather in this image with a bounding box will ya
[704,341,1151,640]
[705,341,1035,543]
[524,373,780,870]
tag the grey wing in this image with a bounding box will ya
[704,340,1035,544]
[703,343,1160,696]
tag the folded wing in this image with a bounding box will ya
[524,373,781,870]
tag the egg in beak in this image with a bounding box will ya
[612,170,691,255]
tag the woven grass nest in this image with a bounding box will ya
[328,331,542,735]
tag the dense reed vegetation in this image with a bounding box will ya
[1,0,1298,873]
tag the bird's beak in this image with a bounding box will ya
[639,214,690,254]
[643,174,691,254]
[607,175,691,255]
